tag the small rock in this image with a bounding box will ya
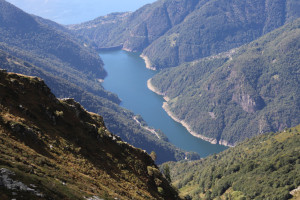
[0,168,44,198]
[85,196,104,200]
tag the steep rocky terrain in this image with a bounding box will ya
[0,0,194,164]
[162,125,300,199]
[69,0,300,69]
[150,18,300,146]
[0,69,180,200]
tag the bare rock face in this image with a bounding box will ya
[232,92,265,113]
[0,168,44,197]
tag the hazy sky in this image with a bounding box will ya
[6,0,156,25]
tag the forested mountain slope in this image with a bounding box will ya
[151,18,300,146]
[0,70,180,200]
[69,0,300,69]
[68,0,199,52]
[0,0,194,163]
[163,125,300,200]
[143,0,300,69]
[0,0,106,79]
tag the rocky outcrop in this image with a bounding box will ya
[0,168,44,198]
[232,92,265,113]
[0,70,180,200]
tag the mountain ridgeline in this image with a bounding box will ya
[0,0,195,164]
[69,0,300,69]
[162,125,300,200]
[0,0,106,79]
[0,70,180,200]
[150,18,300,146]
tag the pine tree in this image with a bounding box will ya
[163,164,171,182]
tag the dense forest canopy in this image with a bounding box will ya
[151,18,300,145]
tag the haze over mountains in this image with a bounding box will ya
[5,0,156,24]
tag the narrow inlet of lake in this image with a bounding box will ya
[100,50,227,157]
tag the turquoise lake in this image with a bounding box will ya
[100,50,227,157]
[6,0,228,157]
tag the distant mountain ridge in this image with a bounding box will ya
[0,0,106,79]
[69,0,300,69]
[68,0,199,52]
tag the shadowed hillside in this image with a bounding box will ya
[0,69,180,200]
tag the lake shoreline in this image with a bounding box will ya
[133,116,161,139]
[147,79,170,101]
[147,78,234,147]
[140,54,156,71]
[121,48,156,71]
[100,50,228,156]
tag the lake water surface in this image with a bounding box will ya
[100,50,227,157]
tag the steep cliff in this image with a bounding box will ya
[0,69,180,200]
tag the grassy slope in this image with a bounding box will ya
[0,70,180,200]
[163,125,300,200]
[151,18,300,145]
